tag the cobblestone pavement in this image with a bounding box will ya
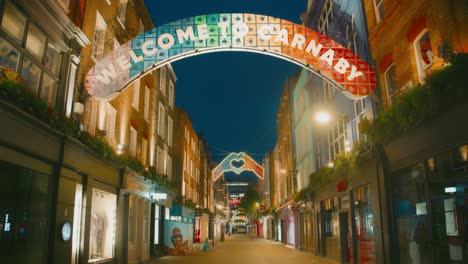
[150,235,338,264]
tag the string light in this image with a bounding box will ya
[212,152,264,181]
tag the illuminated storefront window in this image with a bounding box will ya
[352,185,376,263]
[392,145,468,263]
[89,189,116,262]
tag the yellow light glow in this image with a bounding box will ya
[315,111,331,123]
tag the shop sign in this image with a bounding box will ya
[151,192,168,201]
[86,13,376,101]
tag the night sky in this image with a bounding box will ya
[144,0,307,183]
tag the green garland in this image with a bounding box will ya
[360,53,468,144]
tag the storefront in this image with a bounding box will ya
[121,170,154,264]
[164,205,194,255]
[298,202,315,252]
[320,196,341,260]
[350,185,376,264]
[0,157,53,264]
[390,144,468,264]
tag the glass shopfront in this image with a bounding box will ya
[321,196,340,259]
[391,144,468,263]
[0,160,51,264]
[351,185,376,264]
[88,189,117,263]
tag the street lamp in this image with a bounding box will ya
[315,111,331,124]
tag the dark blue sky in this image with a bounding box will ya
[144,0,307,165]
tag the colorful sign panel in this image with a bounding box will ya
[85,13,376,101]
[212,152,264,181]
[164,220,193,256]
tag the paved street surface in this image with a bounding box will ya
[152,235,337,264]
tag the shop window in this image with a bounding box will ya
[143,201,148,243]
[128,196,136,244]
[25,24,46,60]
[20,57,41,93]
[0,36,19,70]
[132,80,140,110]
[414,31,434,83]
[454,144,468,169]
[40,73,58,106]
[154,205,160,244]
[89,189,116,262]
[0,160,51,263]
[384,64,398,105]
[165,207,170,220]
[373,0,384,24]
[1,1,26,42]
[352,185,376,263]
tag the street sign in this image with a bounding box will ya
[86,13,376,101]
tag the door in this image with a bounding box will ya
[340,212,351,263]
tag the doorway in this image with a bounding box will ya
[340,212,351,263]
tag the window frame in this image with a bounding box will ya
[413,29,434,84]
[384,64,398,106]
[373,0,385,24]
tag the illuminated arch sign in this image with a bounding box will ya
[86,13,376,101]
[212,152,264,181]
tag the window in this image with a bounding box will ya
[324,80,333,103]
[318,0,333,33]
[414,31,434,83]
[65,63,77,117]
[328,116,349,160]
[167,155,172,180]
[183,150,187,171]
[384,64,398,105]
[138,19,144,34]
[57,0,70,13]
[141,137,148,165]
[130,127,137,157]
[21,57,41,92]
[160,67,166,96]
[154,205,160,244]
[373,0,385,24]
[89,189,116,261]
[168,116,173,147]
[354,99,366,118]
[128,196,136,244]
[143,201,148,243]
[45,44,62,75]
[0,37,20,70]
[158,103,166,138]
[168,80,175,108]
[117,0,128,28]
[132,81,140,110]
[25,24,46,60]
[41,73,58,106]
[157,147,165,175]
[92,11,107,60]
[165,207,170,220]
[1,1,26,42]
[144,86,150,121]
[105,103,117,144]
[114,38,120,49]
